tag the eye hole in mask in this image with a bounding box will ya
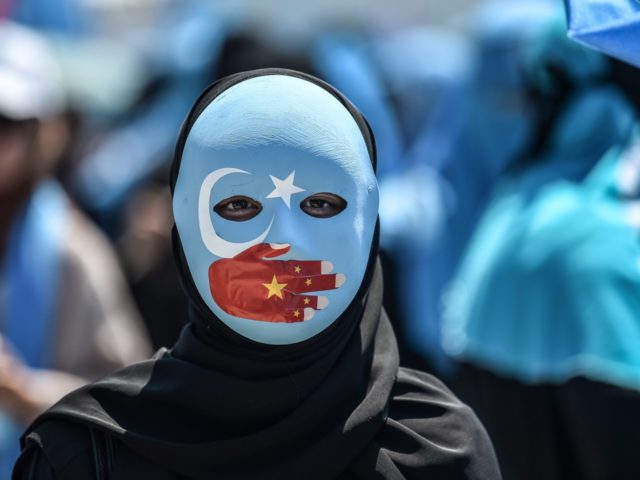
[214,195,263,221]
[300,193,347,218]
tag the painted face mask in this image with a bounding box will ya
[172,72,379,345]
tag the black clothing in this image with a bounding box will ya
[15,366,498,479]
[13,69,500,479]
[455,363,640,480]
[132,249,190,350]
[14,259,500,479]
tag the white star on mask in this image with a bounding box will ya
[267,171,305,208]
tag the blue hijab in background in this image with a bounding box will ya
[0,181,67,477]
[72,0,226,220]
[373,27,474,372]
[566,0,640,68]
[311,32,403,180]
[378,1,561,373]
[442,9,640,387]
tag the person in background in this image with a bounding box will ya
[442,3,640,478]
[370,2,559,377]
[0,20,151,476]
[70,0,226,233]
[374,26,474,374]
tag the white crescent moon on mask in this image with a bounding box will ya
[198,167,273,258]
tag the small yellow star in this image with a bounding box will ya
[293,309,300,318]
[262,275,287,300]
[303,297,310,305]
[305,278,312,286]
[294,265,302,274]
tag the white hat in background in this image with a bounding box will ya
[0,20,66,120]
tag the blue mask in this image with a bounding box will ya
[172,74,379,345]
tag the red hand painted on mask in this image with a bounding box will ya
[208,243,345,323]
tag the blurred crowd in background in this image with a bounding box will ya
[1,0,639,478]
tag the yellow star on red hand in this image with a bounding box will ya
[262,275,287,300]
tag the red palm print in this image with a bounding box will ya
[208,243,346,323]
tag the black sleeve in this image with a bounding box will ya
[348,368,502,479]
[13,421,99,480]
[12,443,56,480]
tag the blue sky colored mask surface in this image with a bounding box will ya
[173,74,378,344]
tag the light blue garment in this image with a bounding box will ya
[442,88,640,389]
[566,0,640,68]
[173,75,378,345]
[373,27,474,171]
[373,26,473,372]
[375,3,571,372]
[9,0,89,34]
[384,1,562,372]
[409,0,619,373]
[0,181,67,477]
[379,165,453,250]
[312,33,403,179]
[375,26,472,243]
[73,73,209,213]
[73,1,226,217]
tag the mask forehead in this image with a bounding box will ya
[184,74,373,177]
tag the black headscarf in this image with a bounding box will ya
[19,69,500,480]
[23,69,400,479]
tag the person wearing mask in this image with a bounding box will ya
[13,69,500,480]
[0,20,151,476]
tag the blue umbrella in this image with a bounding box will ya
[566,0,640,68]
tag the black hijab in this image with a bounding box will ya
[23,69,401,479]
[20,69,500,480]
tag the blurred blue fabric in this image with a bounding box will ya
[3,181,67,369]
[72,1,226,217]
[375,27,471,249]
[566,0,640,68]
[312,33,404,179]
[383,1,564,372]
[373,2,582,373]
[442,85,639,387]
[374,27,473,372]
[373,27,474,171]
[0,181,68,477]
[413,0,638,376]
[9,0,89,34]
